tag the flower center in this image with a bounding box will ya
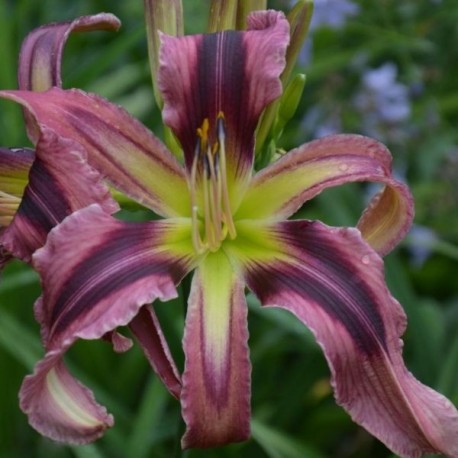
[189,113,236,254]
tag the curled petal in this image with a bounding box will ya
[236,134,414,255]
[229,220,458,458]
[1,128,118,263]
[18,13,121,142]
[20,354,113,444]
[357,183,413,255]
[0,89,190,217]
[159,10,289,191]
[181,252,251,448]
[129,305,182,399]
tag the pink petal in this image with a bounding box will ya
[0,89,190,218]
[33,204,194,348]
[159,10,289,186]
[20,354,113,444]
[129,305,181,399]
[102,331,133,353]
[232,220,458,457]
[18,13,121,142]
[181,252,251,448]
[237,134,414,255]
[1,128,118,263]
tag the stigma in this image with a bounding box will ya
[189,113,236,254]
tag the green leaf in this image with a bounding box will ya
[436,332,458,401]
[251,418,324,458]
[0,308,42,370]
[71,444,104,458]
[126,376,170,457]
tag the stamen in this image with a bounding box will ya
[189,142,205,254]
[202,164,216,250]
[189,114,237,254]
[216,114,237,239]
[206,145,222,244]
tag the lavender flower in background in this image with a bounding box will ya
[354,62,412,142]
[290,0,359,67]
[301,105,342,139]
[407,225,438,267]
[310,0,360,30]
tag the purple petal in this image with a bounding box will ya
[129,305,181,399]
[237,134,414,255]
[0,89,190,218]
[20,355,113,444]
[33,204,194,347]
[102,330,133,353]
[24,205,195,443]
[1,128,118,263]
[181,252,251,448]
[159,10,289,186]
[18,13,121,142]
[233,220,458,457]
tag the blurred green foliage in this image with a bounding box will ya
[0,0,457,457]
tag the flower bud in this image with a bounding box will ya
[144,0,183,109]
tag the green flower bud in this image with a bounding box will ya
[274,73,307,139]
[208,0,237,32]
[144,0,183,109]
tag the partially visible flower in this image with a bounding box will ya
[0,14,121,269]
[2,9,458,457]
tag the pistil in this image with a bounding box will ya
[189,114,236,254]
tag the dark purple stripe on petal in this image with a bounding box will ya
[32,207,193,347]
[19,158,69,231]
[3,157,70,261]
[198,32,247,157]
[248,261,386,355]
[1,129,117,262]
[246,223,386,355]
[50,222,187,336]
[159,11,289,184]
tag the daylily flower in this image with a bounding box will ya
[1,10,458,457]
